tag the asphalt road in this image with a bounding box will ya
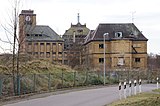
[4,84,157,106]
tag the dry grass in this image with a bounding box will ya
[108,92,160,106]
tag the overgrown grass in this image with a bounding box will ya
[108,92,160,106]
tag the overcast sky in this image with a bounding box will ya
[0,0,160,54]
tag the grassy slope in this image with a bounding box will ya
[108,89,160,106]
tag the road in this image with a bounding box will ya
[4,84,157,106]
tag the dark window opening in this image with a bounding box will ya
[59,52,62,54]
[99,44,104,49]
[47,43,50,45]
[135,58,140,62]
[40,43,44,45]
[99,58,104,63]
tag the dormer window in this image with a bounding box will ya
[115,32,123,38]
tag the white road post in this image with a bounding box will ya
[119,82,122,100]
[157,77,159,89]
[129,80,132,96]
[139,79,142,93]
[134,80,137,95]
[124,80,127,99]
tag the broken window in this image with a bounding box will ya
[99,44,104,49]
[135,58,140,62]
[99,58,104,63]
[115,32,123,38]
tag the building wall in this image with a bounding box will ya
[19,10,36,53]
[26,42,63,63]
[84,40,147,70]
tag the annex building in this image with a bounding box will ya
[19,10,64,63]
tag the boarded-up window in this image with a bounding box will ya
[34,52,38,58]
[117,57,124,66]
[40,43,45,52]
[46,52,50,58]
[52,43,56,52]
[58,52,62,57]
[34,43,38,52]
[28,43,32,52]
[58,43,62,52]
[40,52,44,58]
[46,43,51,52]
[52,52,56,58]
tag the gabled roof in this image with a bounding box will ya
[25,25,63,42]
[84,23,148,44]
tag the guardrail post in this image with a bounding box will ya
[129,80,132,96]
[134,79,137,95]
[119,82,122,100]
[124,80,127,99]
[139,79,142,93]
[157,77,159,89]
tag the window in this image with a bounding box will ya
[99,58,104,63]
[115,32,123,38]
[34,52,38,58]
[59,52,62,54]
[99,44,104,49]
[46,52,50,58]
[34,43,38,45]
[26,34,30,36]
[28,43,32,45]
[40,43,44,45]
[40,52,44,58]
[135,58,140,62]
[117,57,124,66]
[46,43,50,45]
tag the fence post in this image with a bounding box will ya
[85,71,88,85]
[61,70,64,88]
[73,71,76,86]
[17,75,21,95]
[33,74,36,92]
[0,76,3,97]
[48,73,51,91]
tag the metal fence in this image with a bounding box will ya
[0,69,159,98]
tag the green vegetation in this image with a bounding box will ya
[153,88,160,93]
[108,91,160,106]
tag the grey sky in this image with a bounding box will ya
[0,0,160,54]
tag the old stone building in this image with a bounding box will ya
[83,23,148,70]
[19,10,64,63]
[62,13,90,67]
